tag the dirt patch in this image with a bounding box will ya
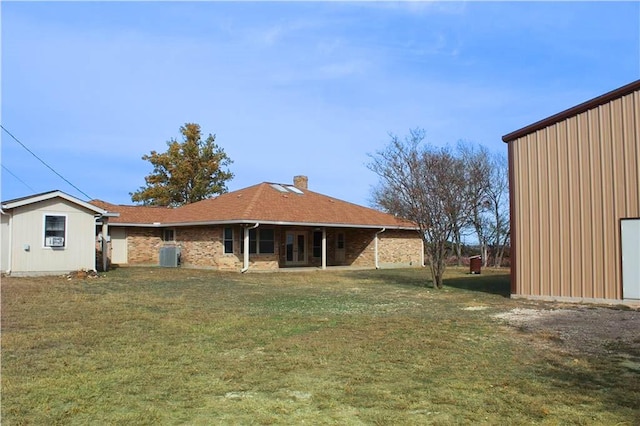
[494,306,640,358]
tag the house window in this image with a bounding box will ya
[223,227,233,254]
[313,231,323,258]
[337,232,345,250]
[44,215,66,247]
[163,229,175,242]
[240,228,275,254]
[259,229,275,254]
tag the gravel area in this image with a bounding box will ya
[494,305,640,359]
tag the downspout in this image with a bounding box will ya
[321,227,327,270]
[374,228,386,269]
[241,223,259,273]
[1,207,12,275]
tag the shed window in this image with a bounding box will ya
[44,215,66,247]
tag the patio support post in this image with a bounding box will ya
[375,228,386,269]
[321,227,327,270]
[242,223,259,273]
[101,218,109,272]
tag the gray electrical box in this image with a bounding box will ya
[159,246,180,267]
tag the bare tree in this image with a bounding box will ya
[458,142,492,266]
[368,129,467,289]
[486,152,510,267]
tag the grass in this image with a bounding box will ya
[2,267,638,425]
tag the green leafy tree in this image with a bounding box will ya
[131,123,233,206]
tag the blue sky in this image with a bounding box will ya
[2,1,639,207]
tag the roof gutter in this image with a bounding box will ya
[107,219,418,231]
[241,223,260,273]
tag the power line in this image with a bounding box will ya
[1,164,37,193]
[0,124,93,199]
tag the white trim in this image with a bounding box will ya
[3,191,108,215]
[42,213,68,249]
[374,228,386,269]
[241,223,259,273]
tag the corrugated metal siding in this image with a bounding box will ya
[511,90,640,300]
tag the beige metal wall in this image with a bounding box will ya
[9,198,98,275]
[510,89,640,301]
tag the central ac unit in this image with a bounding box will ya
[159,246,180,267]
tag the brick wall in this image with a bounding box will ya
[124,225,422,271]
[378,229,423,267]
[127,228,163,265]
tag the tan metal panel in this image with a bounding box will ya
[605,99,630,298]
[577,112,594,298]
[556,120,572,297]
[546,126,561,296]
[528,132,540,295]
[566,116,583,297]
[622,93,639,217]
[587,108,605,297]
[598,103,617,299]
[508,84,640,302]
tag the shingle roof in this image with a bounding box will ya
[91,182,417,229]
[4,190,110,215]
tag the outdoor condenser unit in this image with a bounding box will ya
[159,246,180,267]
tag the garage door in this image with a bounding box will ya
[621,219,640,300]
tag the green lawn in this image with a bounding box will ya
[2,267,638,425]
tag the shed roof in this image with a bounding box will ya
[3,190,116,216]
[502,79,640,143]
[91,182,417,230]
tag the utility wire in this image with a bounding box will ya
[1,164,37,193]
[1,124,93,199]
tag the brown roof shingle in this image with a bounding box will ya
[91,182,417,229]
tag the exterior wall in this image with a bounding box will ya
[6,199,98,275]
[378,230,423,267]
[122,225,423,271]
[126,228,163,265]
[510,89,640,300]
[123,225,279,271]
[1,213,10,273]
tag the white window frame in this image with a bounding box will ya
[43,213,67,249]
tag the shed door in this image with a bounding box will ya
[110,228,128,265]
[621,219,640,300]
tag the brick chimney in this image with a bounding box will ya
[293,175,308,190]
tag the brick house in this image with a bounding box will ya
[91,176,424,272]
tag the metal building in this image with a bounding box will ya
[503,80,640,303]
